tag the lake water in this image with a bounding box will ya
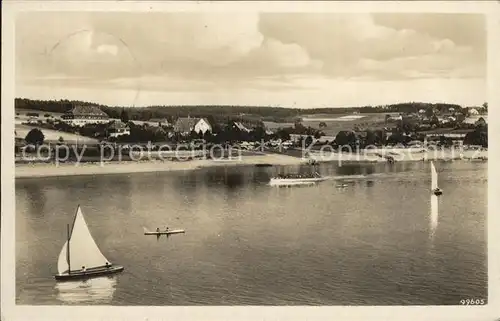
[16,161,487,305]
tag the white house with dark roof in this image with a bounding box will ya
[61,105,110,126]
[468,108,479,115]
[173,117,212,135]
[107,120,130,138]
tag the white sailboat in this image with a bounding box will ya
[431,161,443,196]
[55,205,124,281]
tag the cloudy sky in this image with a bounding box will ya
[15,12,486,108]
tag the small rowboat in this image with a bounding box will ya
[143,227,186,236]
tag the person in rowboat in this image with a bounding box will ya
[156,227,160,233]
[165,226,169,232]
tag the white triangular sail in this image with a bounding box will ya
[431,161,438,190]
[57,206,110,274]
[57,240,69,274]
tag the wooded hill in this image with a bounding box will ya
[15,98,473,124]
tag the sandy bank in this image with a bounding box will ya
[15,149,488,179]
[15,154,306,179]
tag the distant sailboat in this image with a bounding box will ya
[55,205,124,281]
[431,161,443,196]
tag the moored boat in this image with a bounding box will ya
[269,172,329,186]
[255,163,273,168]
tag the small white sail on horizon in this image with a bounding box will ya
[57,206,111,275]
[431,161,438,191]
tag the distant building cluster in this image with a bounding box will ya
[19,104,219,141]
[15,101,488,149]
[60,105,110,126]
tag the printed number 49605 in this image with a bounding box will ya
[460,299,485,305]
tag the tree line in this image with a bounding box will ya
[15,98,484,124]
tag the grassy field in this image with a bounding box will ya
[262,113,394,136]
[262,121,295,130]
[15,124,99,144]
[301,113,394,135]
[15,108,64,118]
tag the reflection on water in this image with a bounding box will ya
[23,182,48,217]
[430,194,439,241]
[55,276,117,304]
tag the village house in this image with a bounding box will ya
[107,120,131,138]
[464,116,487,126]
[61,105,110,126]
[231,121,251,133]
[149,118,171,127]
[15,130,25,144]
[425,132,468,140]
[385,113,402,122]
[467,108,480,115]
[15,130,25,155]
[173,117,212,135]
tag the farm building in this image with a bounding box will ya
[468,108,479,115]
[61,105,110,126]
[107,120,131,138]
[149,118,171,127]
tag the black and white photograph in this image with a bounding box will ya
[2,1,499,320]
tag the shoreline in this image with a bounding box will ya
[14,154,306,179]
[14,150,488,179]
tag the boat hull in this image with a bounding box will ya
[255,164,273,167]
[269,177,328,186]
[55,265,124,281]
[144,230,185,236]
[432,188,443,196]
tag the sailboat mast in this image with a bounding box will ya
[67,223,71,274]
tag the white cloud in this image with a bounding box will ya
[260,13,484,80]
[15,12,486,106]
[263,39,311,68]
[161,13,265,66]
